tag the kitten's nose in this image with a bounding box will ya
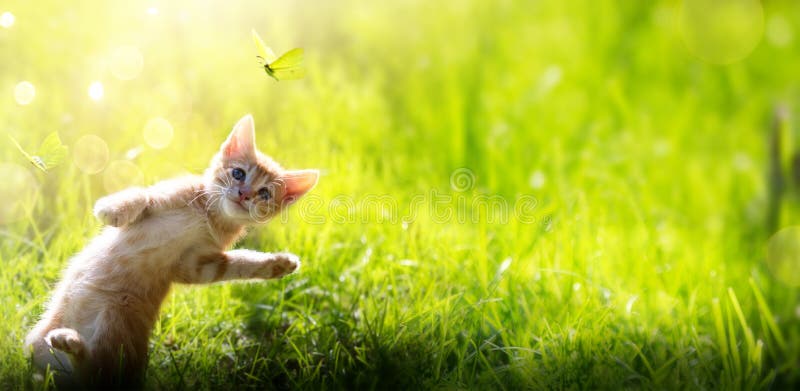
[238,187,252,201]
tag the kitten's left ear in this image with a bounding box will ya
[221,114,257,160]
[279,170,319,205]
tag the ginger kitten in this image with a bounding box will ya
[24,114,319,388]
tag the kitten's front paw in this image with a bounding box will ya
[93,192,148,227]
[268,252,300,278]
[45,328,85,357]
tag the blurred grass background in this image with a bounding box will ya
[1,0,800,389]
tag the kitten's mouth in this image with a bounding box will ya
[221,196,251,219]
[232,199,249,211]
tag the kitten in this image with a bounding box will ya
[24,114,319,388]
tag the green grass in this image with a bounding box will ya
[2,0,800,389]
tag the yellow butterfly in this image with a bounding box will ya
[252,29,305,81]
[9,132,68,172]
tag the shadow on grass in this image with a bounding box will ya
[205,282,639,390]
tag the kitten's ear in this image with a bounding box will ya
[279,170,319,205]
[221,114,257,160]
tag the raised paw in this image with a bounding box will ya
[45,328,85,357]
[268,252,300,278]
[93,191,148,227]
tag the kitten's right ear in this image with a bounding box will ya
[278,169,319,205]
[221,114,257,160]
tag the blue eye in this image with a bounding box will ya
[258,187,271,200]
[232,168,245,180]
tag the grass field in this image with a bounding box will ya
[2,0,800,389]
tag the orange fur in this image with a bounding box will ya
[24,115,318,388]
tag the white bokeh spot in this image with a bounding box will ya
[73,135,109,174]
[0,11,14,28]
[143,117,174,149]
[88,81,104,101]
[14,81,35,105]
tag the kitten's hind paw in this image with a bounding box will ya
[45,328,85,358]
[93,190,148,227]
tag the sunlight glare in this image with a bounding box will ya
[125,146,144,160]
[496,257,512,278]
[88,81,104,101]
[14,81,35,105]
[0,11,14,28]
[73,135,109,174]
[625,296,638,314]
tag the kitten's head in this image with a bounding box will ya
[206,114,318,224]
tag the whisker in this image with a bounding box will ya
[188,187,223,207]
[205,194,221,214]
[187,191,209,206]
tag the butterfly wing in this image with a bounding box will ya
[252,29,277,64]
[270,48,303,69]
[37,132,68,170]
[272,67,306,81]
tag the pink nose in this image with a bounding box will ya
[238,187,252,201]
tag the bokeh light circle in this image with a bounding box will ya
[0,163,37,224]
[0,11,14,28]
[766,227,800,287]
[529,170,546,189]
[73,134,109,174]
[680,0,764,65]
[103,160,144,194]
[143,117,174,149]
[766,15,793,48]
[109,46,144,81]
[88,81,104,101]
[14,81,35,105]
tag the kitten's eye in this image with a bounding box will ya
[231,168,246,181]
[258,187,271,200]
